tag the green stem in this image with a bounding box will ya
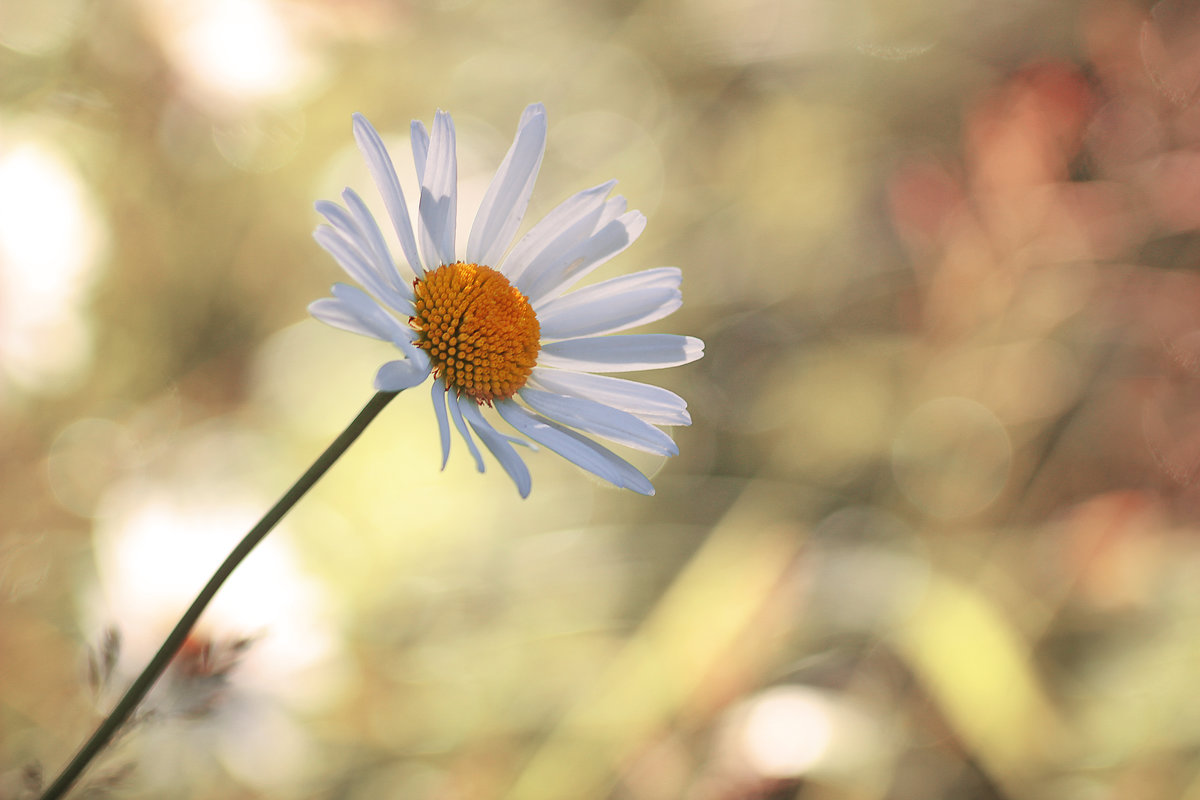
[39,390,399,800]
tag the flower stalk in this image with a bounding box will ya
[39,390,399,800]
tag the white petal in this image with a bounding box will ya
[374,356,431,392]
[522,210,647,306]
[519,388,678,455]
[467,104,547,267]
[317,198,406,301]
[417,111,456,268]
[529,368,691,426]
[315,198,362,239]
[352,113,423,280]
[495,401,654,494]
[597,194,627,228]
[308,297,386,341]
[411,120,429,185]
[341,187,413,301]
[538,335,704,373]
[339,188,391,270]
[326,282,412,345]
[430,380,451,469]
[536,267,682,339]
[312,223,409,312]
[460,400,531,497]
[448,391,485,472]
[502,180,616,286]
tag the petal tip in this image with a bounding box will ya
[523,106,548,131]
[516,478,532,498]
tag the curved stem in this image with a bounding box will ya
[39,390,399,800]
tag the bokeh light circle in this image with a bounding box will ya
[891,396,1011,518]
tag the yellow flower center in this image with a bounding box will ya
[411,262,540,404]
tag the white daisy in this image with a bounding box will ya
[309,103,703,497]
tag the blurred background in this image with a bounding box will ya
[4,0,1200,797]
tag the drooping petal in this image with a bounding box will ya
[519,388,678,455]
[341,187,413,301]
[502,180,616,286]
[430,380,451,469]
[417,111,456,269]
[467,104,547,268]
[521,210,647,306]
[448,391,485,472]
[529,368,691,426]
[538,335,704,373]
[460,400,531,498]
[495,401,654,494]
[536,267,682,339]
[352,113,423,280]
[375,355,431,392]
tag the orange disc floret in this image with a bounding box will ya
[411,262,540,404]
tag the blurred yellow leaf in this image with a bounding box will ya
[891,573,1068,791]
[505,484,806,800]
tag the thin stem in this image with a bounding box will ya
[40,390,399,800]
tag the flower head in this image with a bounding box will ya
[310,103,702,497]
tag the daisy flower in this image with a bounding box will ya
[309,103,702,497]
